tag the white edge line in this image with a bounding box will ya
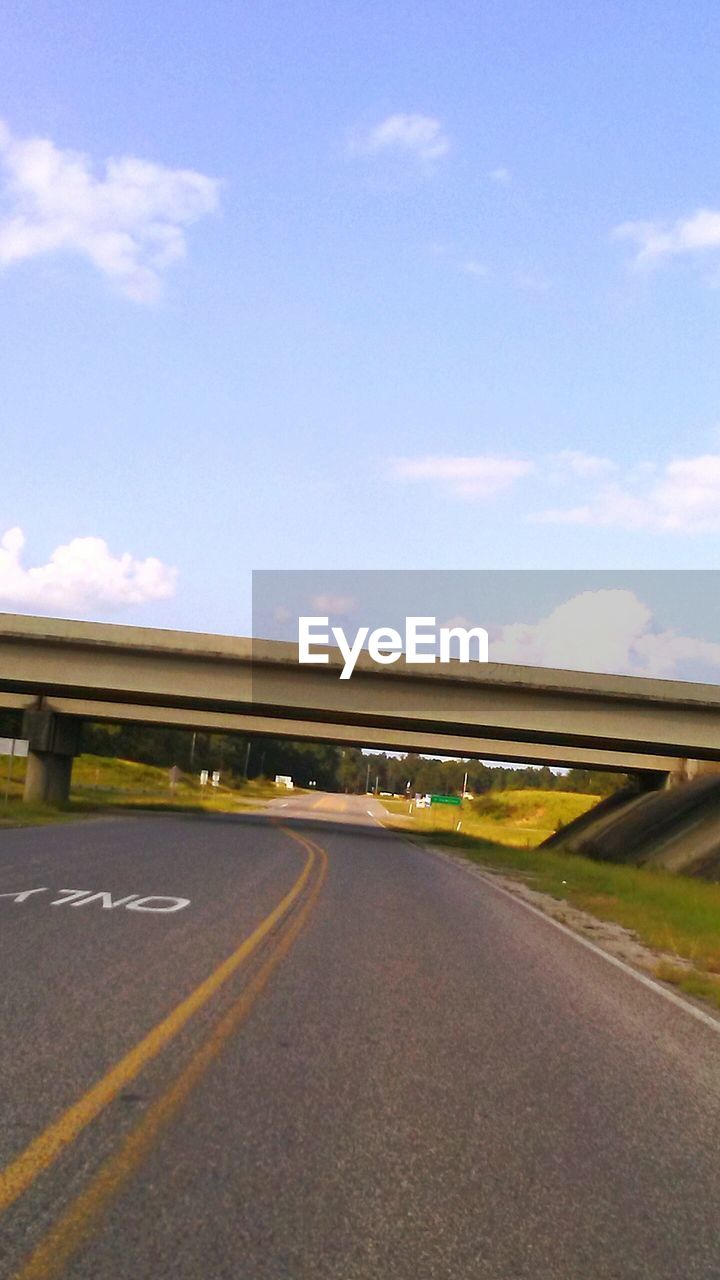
[474,868,720,1034]
[397,834,720,1036]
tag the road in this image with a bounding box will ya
[0,792,719,1279]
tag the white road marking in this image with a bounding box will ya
[51,889,93,906]
[0,888,49,902]
[1,887,191,914]
[71,892,141,909]
[126,896,190,913]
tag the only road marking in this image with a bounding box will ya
[0,888,191,912]
[12,827,328,1280]
[0,830,317,1216]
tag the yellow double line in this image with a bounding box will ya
[2,825,328,1280]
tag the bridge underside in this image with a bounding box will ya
[0,687,679,784]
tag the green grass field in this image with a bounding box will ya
[0,753,285,825]
[381,790,720,1011]
[383,788,598,845]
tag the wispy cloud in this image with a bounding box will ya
[460,258,490,280]
[0,119,219,302]
[391,447,720,534]
[393,455,533,498]
[438,247,550,291]
[551,450,617,479]
[353,114,450,164]
[536,453,720,533]
[489,166,511,185]
[615,207,720,269]
[310,594,357,616]
[0,527,177,611]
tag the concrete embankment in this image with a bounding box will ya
[544,776,720,879]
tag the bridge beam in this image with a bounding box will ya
[0,687,698,782]
[21,708,80,805]
[37,694,673,774]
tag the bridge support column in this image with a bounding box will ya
[665,759,720,788]
[21,708,80,805]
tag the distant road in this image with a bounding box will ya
[0,794,719,1279]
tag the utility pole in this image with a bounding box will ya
[462,770,468,799]
[244,741,252,778]
[366,761,371,793]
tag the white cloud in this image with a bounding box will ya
[534,453,720,533]
[533,504,594,525]
[552,450,616,478]
[615,207,720,269]
[652,454,720,530]
[393,455,533,498]
[493,590,652,673]
[0,527,177,611]
[390,443,720,534]
[460,259,490,279]
[309,594,357,616]
[429,241,554,292]
[489,166,511,185]
[0,119,219,302]
[354,114,450,163]
[632,629,720,679]
[492,589,720,679]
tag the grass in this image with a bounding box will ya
[381,790,720,1012]
[0,753,288,826]
[71,755,282,813]
[0,802,87,829]
[384,789,598,846]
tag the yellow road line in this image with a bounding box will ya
[12,830,328,1280]
[0,832,315,1216]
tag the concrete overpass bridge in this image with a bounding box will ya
[1,612,719,803]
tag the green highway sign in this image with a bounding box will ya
[430,794,461,806]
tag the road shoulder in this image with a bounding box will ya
[398,831,720,1029]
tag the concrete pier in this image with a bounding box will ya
[21,708,80,805]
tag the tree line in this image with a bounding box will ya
[337,746,625,797]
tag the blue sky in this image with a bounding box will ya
[3,0,720,643]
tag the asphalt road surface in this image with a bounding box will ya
[1,793,719,1280]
